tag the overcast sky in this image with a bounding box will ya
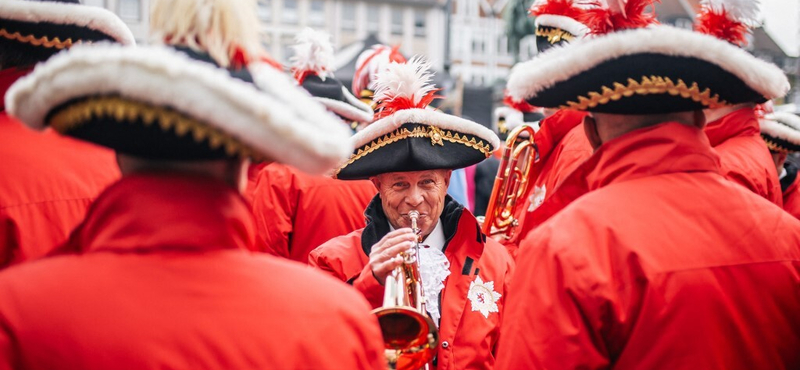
[762,0,799,56]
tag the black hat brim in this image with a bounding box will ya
[0,1,135,49]
[335,109,500,180]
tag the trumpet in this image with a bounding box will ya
[372,210,439,370]
[481,124,539,239]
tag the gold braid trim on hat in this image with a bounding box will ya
[334,124,493,177]
[535,27,574,44]
[763,137,792,154]
[561,76,728,111]
[0,28,77,49]
[48,96,263,160]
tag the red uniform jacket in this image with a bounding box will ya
[0,68,120,267]
[496,123,800,370]
[0,174,385,370]
[704,107,782,206]
[251,163,377,262]
[502,110,591,255]
[309,196,514,370]
[781,163,800,219]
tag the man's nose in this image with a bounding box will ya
[405,186,424,207]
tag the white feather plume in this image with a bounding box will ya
[701,0,760,26]
[372,56,436,107]
[290,27,334,80]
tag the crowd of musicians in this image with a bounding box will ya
[0,0,799,369]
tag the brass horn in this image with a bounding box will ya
[372,210,439,370]
[481,124,538,240]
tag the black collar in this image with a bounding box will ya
[361,194,465,256]
[782,162,798,193]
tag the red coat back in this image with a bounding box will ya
[496,123,800,369]
[309,196,514,370]
[704,107,782,206]
[0,174,386,370]
[0,69,120,267]
[250,163,377,262]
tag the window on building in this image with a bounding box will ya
[342,2,356,31]
[118,0,140,20]
[282,35,296,63]
[309,0,326,27]
[472,39,485,54]
[257,0,271,22]
[498,36,508,55]
[414,9,426,37]
[391,9,404,35]
[282,0,298,24]
[367,4,380,34]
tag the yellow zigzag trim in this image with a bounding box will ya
[335,124,493,177]
[763,137,792,154]
[0,28,77,50]
[562,75,727,111]
[48,96,262,160]
[535,27,574,44]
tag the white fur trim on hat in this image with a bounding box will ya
[315,86,373,124]
[352,108,500,150]
[6,44,352,175]
[535,14,588,37]
[0,1,135,45]
[507,25,789,103]
[762,112,800,145]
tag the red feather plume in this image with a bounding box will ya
[503,93,538,113]
[581,0,660,35]
[374,90,441,120]
[695,7,748,46]
[529,0,584,19]
[372,56,442,120]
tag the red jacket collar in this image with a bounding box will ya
[0,67,33,112]
[703,107,760,147]
[534,110,588,159]
[532,122,721,225]
[72,173,255,254]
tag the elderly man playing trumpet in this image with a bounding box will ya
[310,58,513,370]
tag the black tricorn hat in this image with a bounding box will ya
[301,74,374,125]
[531,0,589,54]
[761,112,800,154]
[334,58,500,180]
[291,28,373,125]
[0,0,135,60]
[506,26,789,115]
[6,44,354,176]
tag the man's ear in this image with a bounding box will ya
[370,176,381,189]
[443,169,453,187]
[693,110,707,129]
[583,114,603,150]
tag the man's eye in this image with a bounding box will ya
[393,182,407,188]
[421,179,434,185]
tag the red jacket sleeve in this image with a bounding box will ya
[309,235,385,309]
[251,165,297,256]
[496,223,610,369]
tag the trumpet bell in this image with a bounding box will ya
[373,306,439,370]
[373,306,437,349]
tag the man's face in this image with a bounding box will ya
[372,169,452,238]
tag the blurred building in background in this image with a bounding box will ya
[90,0,800,118]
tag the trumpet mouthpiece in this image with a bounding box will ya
[408,210,420,218]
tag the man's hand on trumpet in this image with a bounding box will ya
[369,228,417,285]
